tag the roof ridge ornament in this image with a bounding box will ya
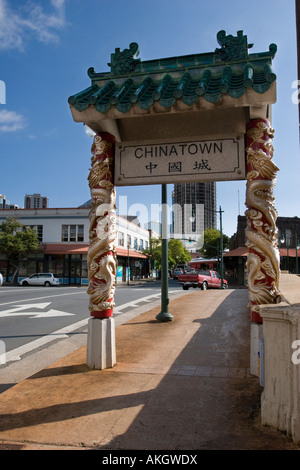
[108,42,141,75]
[215,30,254,62]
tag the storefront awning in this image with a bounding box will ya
[224,247,248,257]
[42,243,148,258]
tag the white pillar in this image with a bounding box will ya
[86,317,116,370]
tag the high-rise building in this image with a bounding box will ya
[0,194,18,209]
[172,182,217,247]
[24,193,49,209]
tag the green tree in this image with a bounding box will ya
[0,217,40,284]
[200,228,229,259]
[142,237,191,273]
[168,238,191,269]
[142,236,163,274]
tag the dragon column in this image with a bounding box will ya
[245,118,281,324]
[86,132,117,369]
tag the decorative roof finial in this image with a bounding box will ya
[215,30,253,61]
[108,42,141,75]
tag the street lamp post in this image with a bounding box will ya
[156,184,174,322]
[127,241,130,286]
[219,206,224,289]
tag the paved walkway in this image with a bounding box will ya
[0,284,299,450]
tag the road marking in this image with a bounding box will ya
[3,318,89,363]
[1,289,185,364]
[0,290,85,308]
[113,289,182,314]
[0,303,75,319]
[114,293,161,313]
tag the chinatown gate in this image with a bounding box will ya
[68,31,280,372]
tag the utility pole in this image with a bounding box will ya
[156,184,174,322]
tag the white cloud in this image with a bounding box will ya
[0,0,67,51]
[0,109,26,132]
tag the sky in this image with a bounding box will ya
[0,0,299,238]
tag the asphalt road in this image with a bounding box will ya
[0,279,186,392]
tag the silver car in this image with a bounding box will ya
[20,273,60,287]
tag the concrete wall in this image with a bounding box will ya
[259,273,300,444]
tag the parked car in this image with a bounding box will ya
[0,272,3,286]
[20,273,60,287]
[177,270,227,290]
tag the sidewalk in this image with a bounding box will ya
[0,286,299,450]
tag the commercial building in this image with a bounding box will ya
[0,194,18,209]
[0,207,150,285]
[225,215,300,285]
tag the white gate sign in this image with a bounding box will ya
[114,135,245,186]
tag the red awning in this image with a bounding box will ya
[224,247,299,258]
[224,247,248,257]
[116,247,148,259]
[42,243,148,258]
[42,243,89,255]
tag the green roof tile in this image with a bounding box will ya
[68,30,277,114]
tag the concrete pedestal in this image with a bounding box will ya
[250,322,263,377]
[259,303,300,444]
[86,317,116,370]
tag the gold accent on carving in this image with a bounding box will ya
[87,135,116,314]
[245,120,281,313]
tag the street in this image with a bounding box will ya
[0,279,186,392]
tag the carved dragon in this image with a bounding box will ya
[87,134,117,316]
[245,119,281,318]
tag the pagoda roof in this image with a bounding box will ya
[68,30,277,116]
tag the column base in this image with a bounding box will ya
[156,311,174,322]
[250,322,263,377]
[86,317,116,370]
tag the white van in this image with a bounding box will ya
[20,273,60,287]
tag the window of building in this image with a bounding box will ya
[127,234,132,248]
[62,225,69,242]
[77,225,84,242]
[118,231,124,247]
[70,225,76,242]
[61,225,84,242]
[134,237,138,250]
[28,225,43,242]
